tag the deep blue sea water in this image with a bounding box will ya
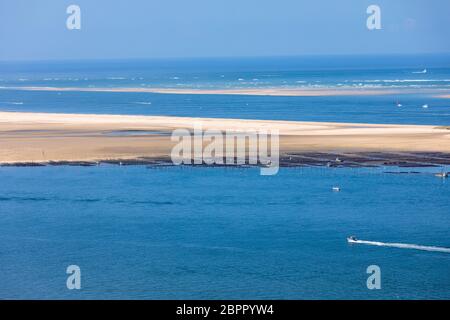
[0,55,449,299]
[0,166,449,299]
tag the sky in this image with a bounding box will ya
[0,0,449,61]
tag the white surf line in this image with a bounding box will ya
[350,239,450,253]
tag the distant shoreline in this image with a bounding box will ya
[2,86,449,97]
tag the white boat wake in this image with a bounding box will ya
[348,238,450,253]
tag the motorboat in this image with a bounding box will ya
[347,236,358,243]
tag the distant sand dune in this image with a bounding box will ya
[2,85,449,97]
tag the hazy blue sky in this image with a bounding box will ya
[0,0,449,61]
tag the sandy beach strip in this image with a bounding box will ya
[0,111,449,164]
[2,86,448,97]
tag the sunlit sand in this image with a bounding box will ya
[1,111,449,164]
[3,86,449,97]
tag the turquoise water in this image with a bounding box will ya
[1,55,450,90]
[1,55,450,125]
[0,56,449,299]
[1,89,450,126]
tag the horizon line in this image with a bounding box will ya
[1,52,450,64]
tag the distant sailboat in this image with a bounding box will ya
[412,68,427,74]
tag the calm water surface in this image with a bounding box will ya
[0,56,449,299]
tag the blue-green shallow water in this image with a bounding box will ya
[1,55,450,125]
[0,165,449,299]
[1,90,450,125]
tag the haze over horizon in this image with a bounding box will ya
[1,0,450,62]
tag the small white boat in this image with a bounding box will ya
[332,186,341,192]
[435,172,448,178]
[422,104,429,109]
[347,236,358,243]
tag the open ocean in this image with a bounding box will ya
[0,55,449,299]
